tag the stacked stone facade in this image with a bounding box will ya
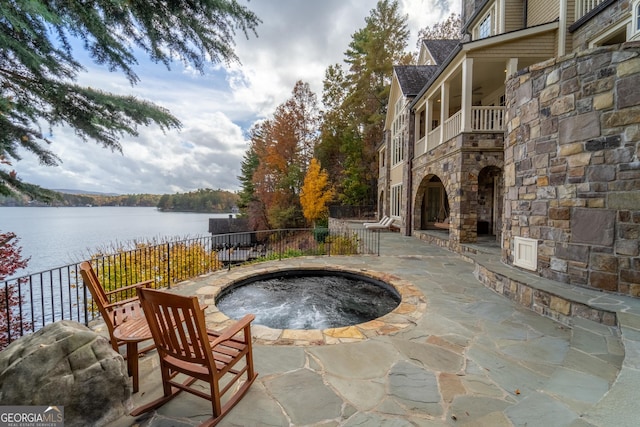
[503,42,640,296]
[411,132,503,252]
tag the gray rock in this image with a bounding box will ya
[0,320,131,427]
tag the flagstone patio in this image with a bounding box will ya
[106,229,640,427]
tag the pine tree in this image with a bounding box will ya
[318,0,410,206]
[0,0,260,199]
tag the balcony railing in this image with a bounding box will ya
[416,106,506,155]
[472,106,505,131]
[427,127,440,152]
[443,110,462,142]
[415,136,426,156]
[1,227,380,348]
[576,0,607,20]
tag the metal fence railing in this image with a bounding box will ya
[1,226,379,348]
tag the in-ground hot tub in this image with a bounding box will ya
[215,269,401,330]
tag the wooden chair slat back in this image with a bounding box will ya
[80,261,111,319]
[138,288,212,366]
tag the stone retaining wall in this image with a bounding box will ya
[503,42,640,296]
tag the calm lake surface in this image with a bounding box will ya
[1,207,230,276]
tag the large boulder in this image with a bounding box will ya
[0,320,131,426]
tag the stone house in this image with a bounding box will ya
[380,0,640,297]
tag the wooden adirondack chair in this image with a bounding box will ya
[79,261,155,391]
[131,287,258,427]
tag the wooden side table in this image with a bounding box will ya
[113,317,152,393]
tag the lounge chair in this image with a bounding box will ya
[364,216,391,229]
[365,216,394,230]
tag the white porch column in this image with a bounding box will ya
[440,82,449,144]
[461,57,473,132]
[506,58,519,78]
[558,0,567,56]
[426,99,433,153]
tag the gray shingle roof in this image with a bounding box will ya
[421,39,460,65]
[394,65,439,97]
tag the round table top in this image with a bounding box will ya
[113,317,152,342]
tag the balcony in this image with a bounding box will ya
[415,106,505,156]
[576,0,608,20]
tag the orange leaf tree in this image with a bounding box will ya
[300,158,335,227]
[244,81,321,229]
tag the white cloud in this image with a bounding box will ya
[13,0,458,195]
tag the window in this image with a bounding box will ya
[419,110,426,139]
[391,184,403,217]
[391,98,407,166]
[478,13,492,39]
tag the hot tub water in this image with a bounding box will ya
[216,271,401,330]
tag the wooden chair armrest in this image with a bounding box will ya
[104,280,153,296]
[209,314,255,347]
[103,296,140,310]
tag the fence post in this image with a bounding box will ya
[227,232,232,271]
[166,242,171,289]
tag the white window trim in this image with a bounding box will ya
[390,183,403,218]
[632,1,640,41]
[391,98,407,166]
[588,16,633,48]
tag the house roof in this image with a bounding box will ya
[421,39,460,64]
[393,65,439,97]
[409,21,557,110]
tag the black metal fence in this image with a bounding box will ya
[1,226,379,348]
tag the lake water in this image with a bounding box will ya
[1,207,231,276]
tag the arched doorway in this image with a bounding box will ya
[477,166,502,238]
[419,176,449,230]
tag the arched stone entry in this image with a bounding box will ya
[414,175,449,231]
[477,166,503,240]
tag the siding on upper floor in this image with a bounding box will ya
[528,0,559,26]
[467,31,557,59]
[504,0,525,32]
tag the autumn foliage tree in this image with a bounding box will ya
[416,12,462,48]
[241,81,321,229]
[0,231,31,349]
[300,158,335,227]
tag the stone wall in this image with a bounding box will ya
[503,42,640,296]
[411,132,503,251]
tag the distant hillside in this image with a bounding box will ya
[52,189,120,196]
[1,188,239,212]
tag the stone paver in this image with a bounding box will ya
[107,229,640,427]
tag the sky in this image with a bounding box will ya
[14,0,459,196]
